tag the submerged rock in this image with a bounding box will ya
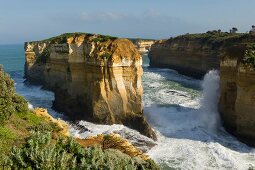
[24,33,156,140]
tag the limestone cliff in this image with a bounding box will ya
[24,33,156,140]
[149,33,255,78]
[130,39,155,54]
[219,44,255,146]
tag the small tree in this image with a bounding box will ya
[250,25,255,34]
[230,27,238,33]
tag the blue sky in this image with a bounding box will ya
[0,0,254,44]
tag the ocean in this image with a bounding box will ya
[0,44,255,170]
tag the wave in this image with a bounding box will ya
[10,67,255,170]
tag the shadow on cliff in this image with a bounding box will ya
[144,104,254,153]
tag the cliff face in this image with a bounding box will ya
[219,45,255,146]
[149,39,220,78]
[130,39,155,54]
[149,33,255,78]
[24,33,156,140]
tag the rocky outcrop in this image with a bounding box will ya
[219,44,255,146]
[33,108,150,160]
[149,33,255,78]
[76,134,149,160]
[130,39,155,54]
[24,33,156,140]
[33,107,69,136]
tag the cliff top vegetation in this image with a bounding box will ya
[33,32,118,44]
[164,31,255,49]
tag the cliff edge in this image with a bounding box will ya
[220,44,255,146]
[149,32,255,78]
[24,33,156,140]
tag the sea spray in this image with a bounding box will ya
[199,70,221,131]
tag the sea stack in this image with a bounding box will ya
[24,33,156,140]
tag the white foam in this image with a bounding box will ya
[12,64,255,169]
[28,102,34,110]
[144,69,255,170]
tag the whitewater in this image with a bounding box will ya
[9,54,255,170]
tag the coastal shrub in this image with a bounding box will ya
[243,44,255,68]
[100,53,111,60]
[4,130,160,170]
[0,65,29,124]
[93,35,117,43]
[36,48,50,64]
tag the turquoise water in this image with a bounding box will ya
[0,44,24,72]
[0,45,255,170]
[0,44,62,118]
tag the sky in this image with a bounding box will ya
[0,0,255,44]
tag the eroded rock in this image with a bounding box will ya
[24,33,156,140]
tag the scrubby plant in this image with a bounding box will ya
[243,44,255,68]
[36,48,50,64]
[100,53,112,60]
[93,35,117,43]
[0,65,28,124]
[4,130,160,170]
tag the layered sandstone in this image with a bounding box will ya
[149,33,255,78]
[24,33,156,140]
[76,134,149,160]
[130,39,155,54]
[219,45,255,146]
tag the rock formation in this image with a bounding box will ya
[34,107,69,136]
[24,33,156,140]
[149,33,255,78]
[33,108,151,160]
[76,134,149,160]
[130,39,155,54]
[219,44,255,146]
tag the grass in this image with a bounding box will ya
[37,32,117,44]
[171,31,247,48]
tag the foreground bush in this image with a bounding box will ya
[5,130,159,170]
[0,65,28,124]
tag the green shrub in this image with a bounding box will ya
[5,130,159,170]
[93,35,117,43]
[36,48,50,64]
[100,53,111,60]
[243,44,255,68]
[0,66,29,124]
